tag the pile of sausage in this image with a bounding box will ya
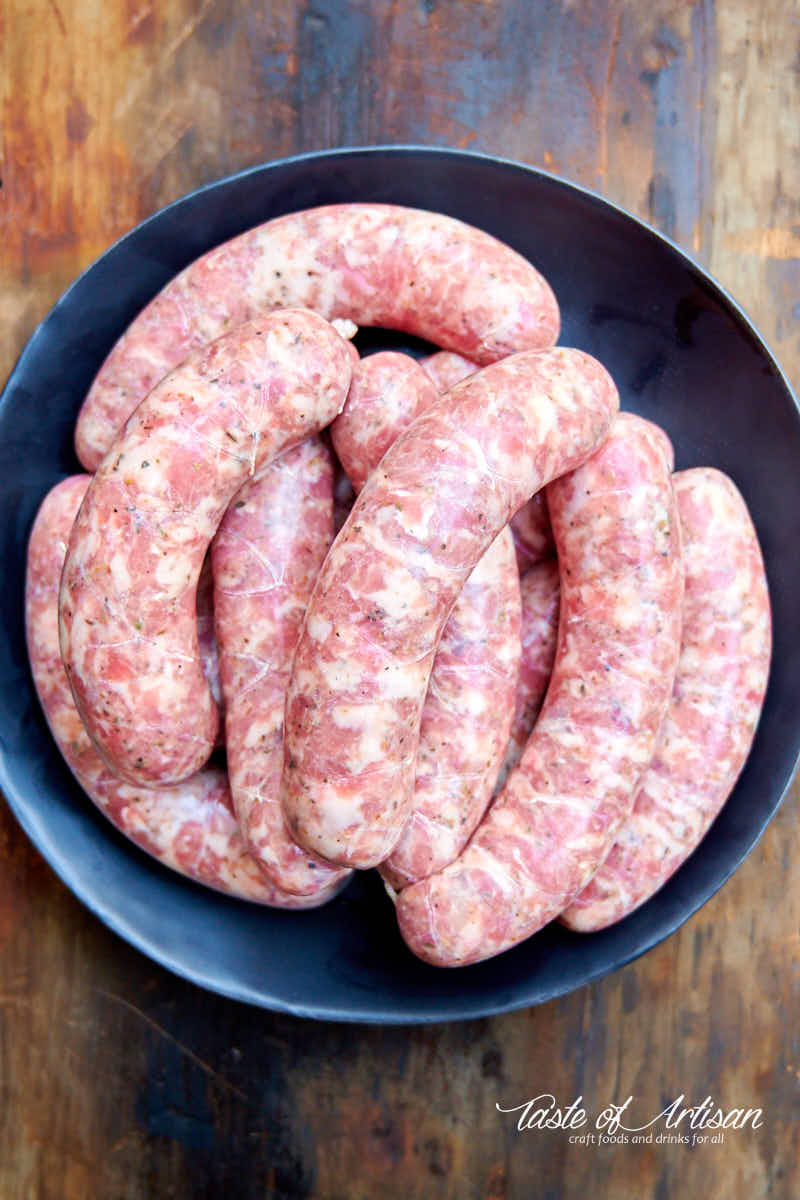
[24,204,772,968]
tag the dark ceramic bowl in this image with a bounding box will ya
[1,147,798,1023]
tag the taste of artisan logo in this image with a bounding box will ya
[496,1093,764,1147]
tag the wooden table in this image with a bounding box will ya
[1,2,798,1196]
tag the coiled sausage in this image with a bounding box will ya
[75,205,559,470]
[561,467,771,931]
[282,348,619,869]
[331,352,521,888]
[27,476,343,907]
[396,413,683,965]
[59,310,353,786]
[212,438,351,897]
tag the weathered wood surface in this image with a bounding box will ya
[1,2,798,1197]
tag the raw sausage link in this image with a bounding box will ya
[421,349,555,567]
[60,310,353,787]
[332,351,521,889]
[282,348,619,870]
[212,438,351,897]
[562,467,771,931]
[396,412,683,965]
[494,558,560,792]
[419,350,476,392]
[494,415,674,791]
[494,412,676,792]
[331,352,440,491]
[75,204,560,470]
[26,477,342,907]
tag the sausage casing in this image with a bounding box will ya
[26,477,342,907]
[59,310,352,787]
[76,205,559,469]
[282,348,619,869]
[212,439,351,897]
[396,413,683,965]
[562,467,771,931]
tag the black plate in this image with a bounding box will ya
[1,147,798,1023]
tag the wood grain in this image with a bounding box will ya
[1,2,798,1197]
